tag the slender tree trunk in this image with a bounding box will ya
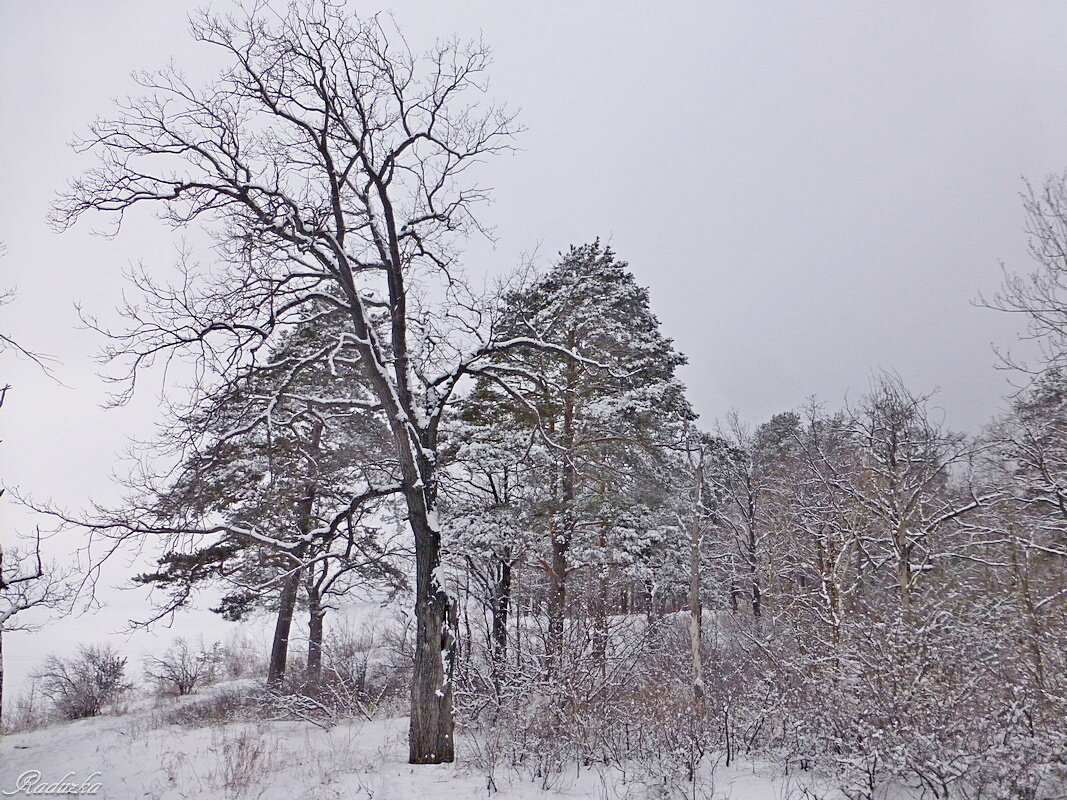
[594,574,609,670]
[897,531,913,619]
[268,562,303,685]
[848,534,863,612]
[1011,543,1046,690]
[515,591,523,673]
[0,625,4,728]
[546,527,568,670]
[490,559,512,689]
[689,456,705,711]
[268,419,322,686]
[747,525,762,619]
[592,528,609,672]
[307,609,324,686]
[460,572,472,676]
[306,576,325,688]
[546,360,578,673]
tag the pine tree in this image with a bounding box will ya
[134,309,404,683]
[455,242,694,668]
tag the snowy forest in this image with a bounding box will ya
[1,3,1065,799]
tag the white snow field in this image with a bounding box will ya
[0,689,844,800]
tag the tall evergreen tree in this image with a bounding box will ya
[455,242,694,666]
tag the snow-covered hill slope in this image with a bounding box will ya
[0,688,832,799]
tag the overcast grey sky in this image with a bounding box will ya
[1,0,1064,696]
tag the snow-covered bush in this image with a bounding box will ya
[455,613,725,797]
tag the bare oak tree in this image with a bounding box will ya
[53,2,524,762]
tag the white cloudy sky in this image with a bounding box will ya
[2,0,1065,697]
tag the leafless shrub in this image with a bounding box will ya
[3,683,53,732]
[456,612,723,796]
[217,633,267,680]
[161,677,372,731]
[144,637,219,697]
[256,619,411,727]
[211,725,274,798]
[313,615,412,716]
[162,685,262,727]
[33,644,131,720]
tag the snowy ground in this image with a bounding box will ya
[0,689,841,800]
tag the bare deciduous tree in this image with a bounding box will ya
[50,2,540,762]
[986,173,1067,374]
[805,377,994,616]
[0,533,73,726]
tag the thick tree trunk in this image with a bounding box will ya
[408,508,455,763]
[345,333,456,762]
[406,440,456,765]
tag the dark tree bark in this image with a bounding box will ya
[55,4,520,763]
[490,560,512,680]
[592,528,609,672]
[546,526,568,671]
[748,524,762,619]
[688,451,705,711]
[269,419,322,685]
[409,503,455,763]
[267,563,302,685]
[306,594,325,688]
